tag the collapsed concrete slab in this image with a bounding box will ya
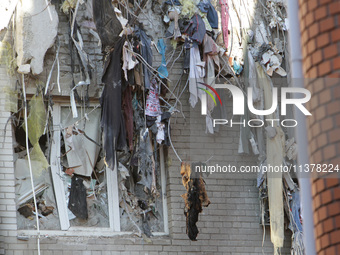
[15,0,58,75]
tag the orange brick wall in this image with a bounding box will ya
[298,0,340,254]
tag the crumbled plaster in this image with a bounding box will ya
[15,0,58,75]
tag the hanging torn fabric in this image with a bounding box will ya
[156,115,165,144]
[157,39,168,79]
[166,9,182,39]
[161,112,171,146]
[183,14,206,45]
[219,0,229,49]
[180,162,210,241]
[100,37,127,169]
[137,128,154,190]
[92,0,122,50]
[122,85,134,152]
[68,175,88,219]
[183,38,191,72]
[122,41,138,81]
[145,79,161,117]
[197,0,218,29]
[135,26,153,89]
[189,45,205,108]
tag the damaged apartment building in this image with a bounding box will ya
[0,0,304,254]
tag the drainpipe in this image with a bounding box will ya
[287,1,316,255]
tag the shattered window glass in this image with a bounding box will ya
[60,106,109,228]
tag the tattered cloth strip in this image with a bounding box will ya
[122,85,134,151]
[219,0,229,49]
[100,37,127,169]
[137,128,154,190]
[180,162,210,241]
[135,26,153,89]
[157,39,168,79]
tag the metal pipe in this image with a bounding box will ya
[287,1,316,254]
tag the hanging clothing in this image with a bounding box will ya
[68,175,88,219]
[183,14,206,45]
[157,39,168,79]
[145,79,161,117]
[156,115,165,144]
[122,41,138,81]
[92,0,122,50]
[189,45,205,108]
[100,37,127,169]
[166,10,182,39]
[135,26,152,89]
[219,0,229,49]
[197,0,218,29]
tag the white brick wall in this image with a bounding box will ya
[0,64,17,255]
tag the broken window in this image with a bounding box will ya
[13,102,168,234]
[58,105,109,228]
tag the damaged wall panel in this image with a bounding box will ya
[15,0,59,75]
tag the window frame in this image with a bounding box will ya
[17,103,169,236]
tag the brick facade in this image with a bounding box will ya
[298,0,340,254]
